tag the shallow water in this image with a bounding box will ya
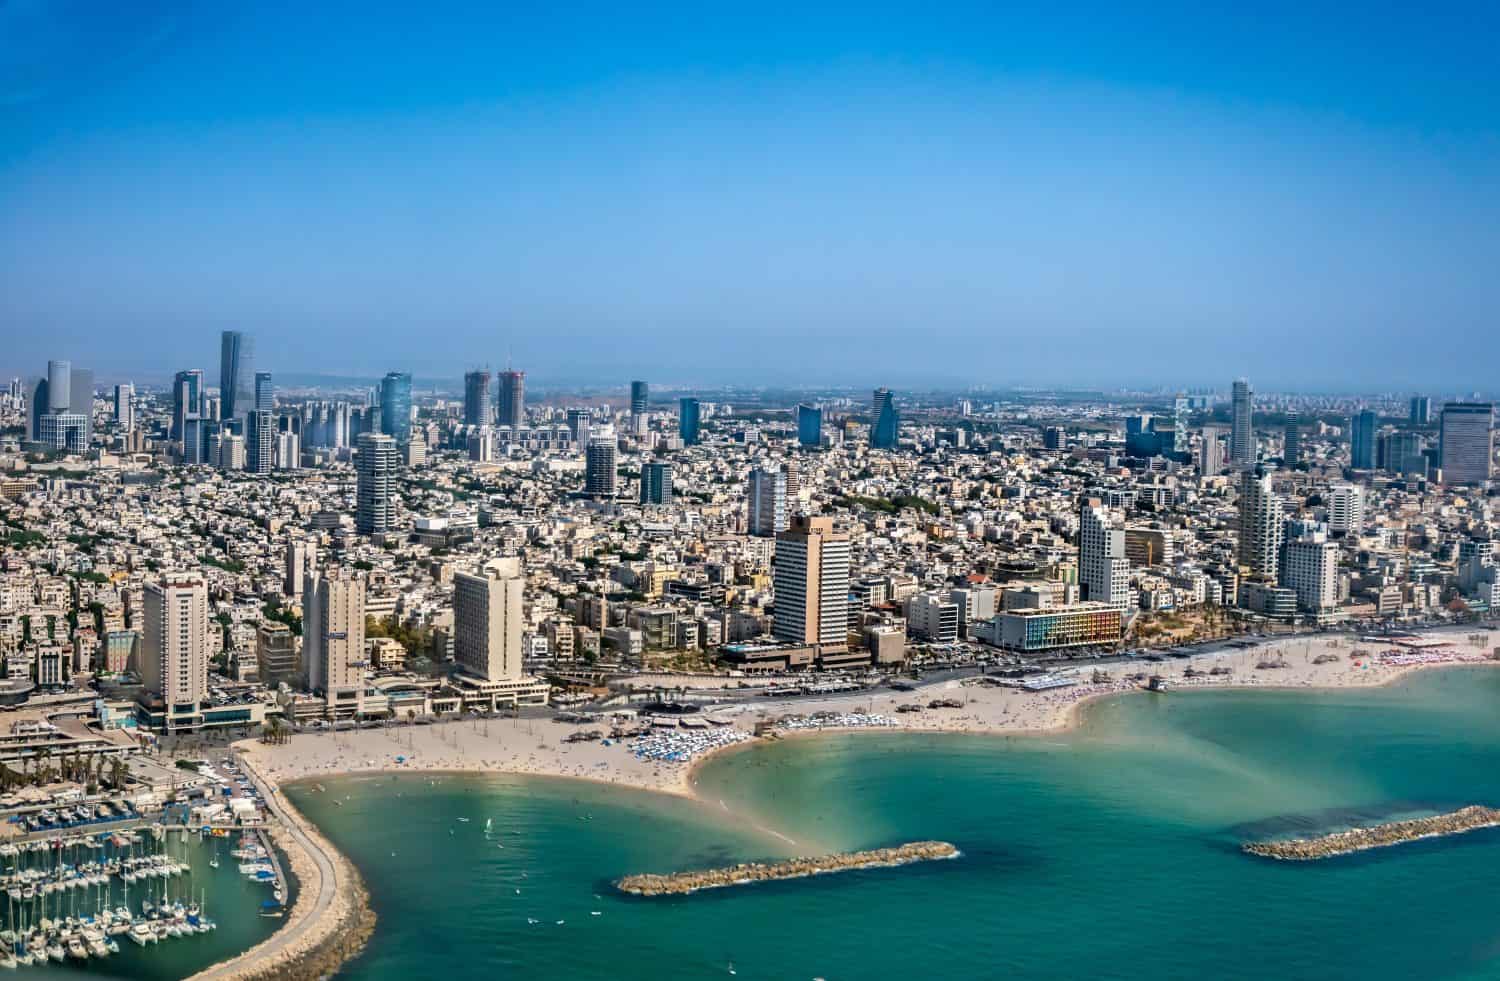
[292,667,1500,980]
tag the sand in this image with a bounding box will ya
[239,628,1500,798]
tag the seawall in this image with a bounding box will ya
[1243,805,1500,861]
[617,840,959,896]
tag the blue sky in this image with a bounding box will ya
[1,1,1497,390]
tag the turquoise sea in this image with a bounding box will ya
[288,667,1500,980]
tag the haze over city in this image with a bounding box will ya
[3,2,1498,389]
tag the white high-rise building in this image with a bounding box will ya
[1079,498,1129,610]
[1230,378,1254,465]
[1283,530,1339,614]
[454,558,524,682]
[772,516,851,654]
[584,428,618,497]
[908,591,961,643]
[1327,483,1365,536]
[356,432,398,534]
[1199,425,1225,475]
[747,466,788,538]
[141,574,209,731]
[284,538,315,598]
[302,571,366,697]
[1237,468,1283,580]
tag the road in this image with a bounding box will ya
[189,756,341,981]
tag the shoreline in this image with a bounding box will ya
[217,627,1497,979]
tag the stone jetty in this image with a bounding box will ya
[616,840,959,896]
[1244,805,1500,861]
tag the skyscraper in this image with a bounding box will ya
[871,388,899,449]
[1409,396,1432,425]
[219,331,253,420]
[28,378,47,442]
[68,367,93,445]
[284,537,314,598]
[1282,528,1339,614]
[141,574,209,731]
[46,360,70,413]
[498,370,525,427]
[566,408,591,447]
[679,397,701,445]
[302,570,366,697]
[797,403,823,447]
[1386,431,1426,476]
[356,433,398,534]
[640,461,673,506]
[1172,393,1190,454]
[1327,482,1365,535]
[247,410,274,475]
[747,466,789,538]
[113,383,134,433]
[254,371,274,412]
[454,558,524,683]
[1229,378,1254,465]
[1237,467,1283,579]
[463,370,492,427]
[630,380,649,416]
[1282,424,1302,465]
[772,516,851,655]
[1350,409,1378,469]
[379,371,413,443]
[172,370,202,441]
[1078,498,1129,610]
[1439,403,1495,485]
[584,428,618,497]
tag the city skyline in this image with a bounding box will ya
[3,5,1498,388]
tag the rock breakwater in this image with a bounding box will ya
[1244,805,1500,861]
[616,840,959,896]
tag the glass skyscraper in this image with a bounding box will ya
[254,371,275,412]
[1350,409,1378,470]
[797,404,823,447]
[219,330,253,420]
[871,388,898,449]
[379,372,413,444]
[679,398,701,445]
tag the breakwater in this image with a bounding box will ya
[1243,806,1500,861]
[616,840,958,896]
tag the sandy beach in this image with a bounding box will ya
[239,628,1500,798]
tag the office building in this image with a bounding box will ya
[256,621,298,688]
[584,428,619,497]
[254,371,274,412]
[679,397,701,445]
[454,558,524,682]
[1237,467,1283,580]
[217,432,244,470]
[302,571,366,697]
[1386,431,1426,476]
[181,415,206,465]
[1327,482,1365,536]
[640,461,673,506]
[566,408,591,447]
[219,330,253,420]
[1043,426,1065,450]
[498,370,525,427]
[1230,378,1254,464]
[747,466,789,537]
[356,433,398,534]
[171,370,201,441]
[113,383,134,433]
[796,404,823,447]
[1350,409,1377,470]
[1079,498,1129,610]
[772,516,851,655]
[1410,396,1431,425]
[630,380,649,417]
[247,410,274,475]
[37,413,87,454]
[1282,424,1301,465]
[379,371,413,444]
[46,360,70,413]
[28,378,47,442]
[1439,403,1494,485]
[141,575,209,731]
[463,370,492,427]
[871,388,899,449]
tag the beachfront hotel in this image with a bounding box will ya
[990,603,1124,653]
[453,558,550,709]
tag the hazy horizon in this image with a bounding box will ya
[3,3,1497,390]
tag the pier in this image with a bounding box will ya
[616,841,959,896]
[1243,805,1500,861]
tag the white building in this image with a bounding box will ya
[1237,468,1283,580]
[454,558,524,682]
[1282,532,1339,614]
[747,466,788,538]
[908,591,960,643]
[1079,498,1129,610]
[1327,483,1365,536]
